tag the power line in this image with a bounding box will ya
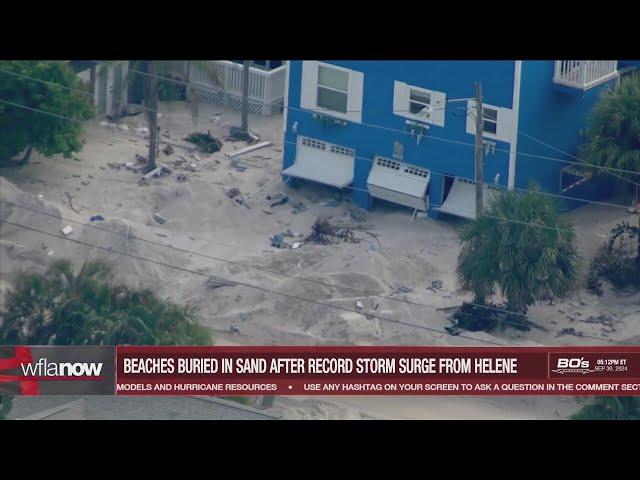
[0,217,505,346]
[125,66,640,177]
[0,194,618,334]
[282,140,634,212]
[4,65,640,178]
[0,98,84,123]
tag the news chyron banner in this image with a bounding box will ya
[2,345,640,396]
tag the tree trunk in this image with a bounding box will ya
[143,61,159,173]
[16,146,33,166]
[241,61,250,133]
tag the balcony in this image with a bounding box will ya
[553,61,618,90]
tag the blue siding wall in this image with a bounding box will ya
[284,61,516,215]
[515,61,617,208]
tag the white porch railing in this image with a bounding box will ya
[553,61,618,90]
[187,61,286,115]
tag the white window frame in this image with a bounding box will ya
[466,100,514,143]
[393,81,446,127]
[300,61,363,123]
[481,107,498,135]
[316,65,349,114]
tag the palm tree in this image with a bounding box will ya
[581,72,640,191]
[108,61,220,173]
[457,184,581,320]
[581,73,640,280]
[572,396,640,420]
[0,259,212,346]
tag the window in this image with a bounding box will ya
[483,107,498,134]
[465,100,514,143]
[409,89,431,115]
[300,62,363,123]
[393,81,446,126]
[317,65,349,113]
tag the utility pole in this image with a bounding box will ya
[241,61,250,133]
[474,82,484,219]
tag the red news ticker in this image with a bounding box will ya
[115,346,640,396]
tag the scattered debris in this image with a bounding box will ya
[226,141,272,159]
[392,286,413,294]
[226,126,254,143]
[184,131,222,153]
[291,202,307,214]
[323,199,340,208]
[160,165,172,175]
[346,205,367,223]
[176,174,188,182]
[206,276,238,289]
[162,144,174,155]
[153,213,167,225]
[226,187,241,199]
[230,323,240,333]
[142,167,162,181]
[431,280,443,290]
[90,215,105,222]
[270,196,289,208]
[355,301,364,310]
[305,216,378,246]
[230,159,248,172]
[61,226,73,236]
[444,326,461,336]
[291,242,302,249]
[557,327,583,338]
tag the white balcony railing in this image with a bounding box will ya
[187,61,286,115]
[553,61,618,90]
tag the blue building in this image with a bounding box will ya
[281,60,638,219]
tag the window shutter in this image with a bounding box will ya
[300,61,319,110]
[429,90,446,127]
[496,108,514,143]
[466,99,476,135]
[347,70,364,123]
[393,81,409,116]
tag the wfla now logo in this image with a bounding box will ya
[21,358,104,378]
[552,357,595,375]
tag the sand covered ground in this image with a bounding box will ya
[1,102,638,419]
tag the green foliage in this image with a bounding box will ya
[0,260,212,346]
[456,184,581,319]
[572,396,640,420]
[0,396,12,420]
[0,61,94,164]
[588,222,639,291]
[581,73,640,184]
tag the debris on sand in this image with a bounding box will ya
[184,131,222,154]
[346,205,367,223]
[153,213,167,225]
[581,314,617,333]
[90,215,105,222]
[305,216,379,246]
[269,195,289,208]
[557,327,584,338]
[162,144,174,155]
[206,276,237,289]
[226,141,272,159]
[226,126,254,143]
[392,286,413,294]
[291,202,307,214]
[61,226,73,236]
[226,187,241,199]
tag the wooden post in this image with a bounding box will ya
[474,82,484,219]
[241,61,250,133]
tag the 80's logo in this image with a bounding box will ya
[552,357,595,375]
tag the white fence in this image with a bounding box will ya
[187,61,286,116]
[553,61,618,90]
